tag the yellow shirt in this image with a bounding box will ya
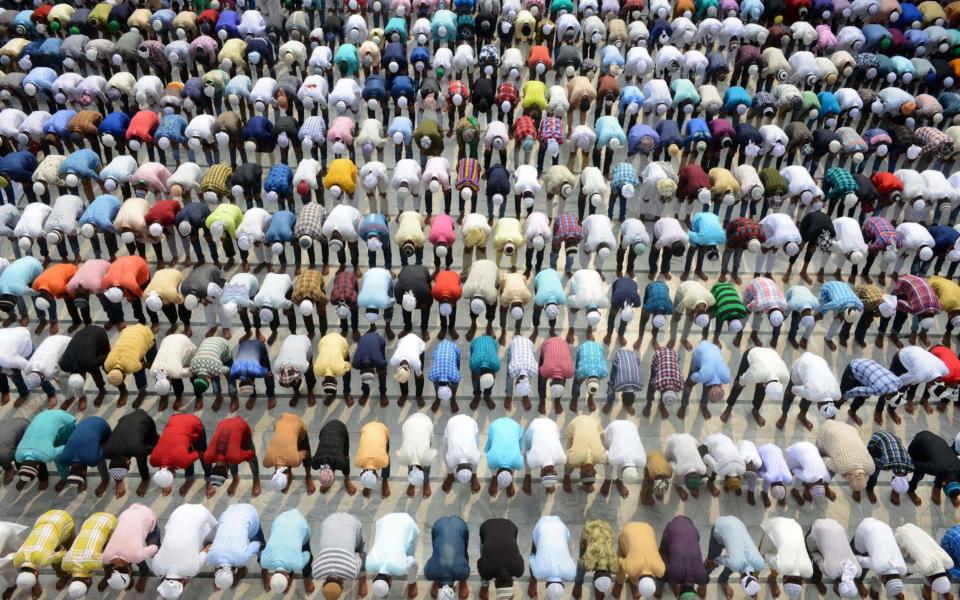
[15,510,74,571]
[644,451,673,480]
[929,276,960,312]
[354,421,389,471]
[313,333,351,378]
[323,159,358,195]
[499,272,532,305]
[104,325,155,375]
[565,415,607,467]
[617,523,665,580]
[396,211,426,246]
[493,218,523,250]
[62,513,116,579]
[143,269,184,305]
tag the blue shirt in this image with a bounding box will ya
[424,517,470,585]
[260,509,311,574]
[232,340,270,379]
[357,268,394,310]
[689,341,731,386]
[610,277,642,310]
[942,526,960,581]
[534,270,566,306]
[58,416,110,467]
[819,281,864,314]
[643,281,673,314]
[208,504,263,568]
[265,210,296,244]
[0,257,42,296]
[429,340,461,384]
[928,226,960,254]
[352,332,387,370]
[79,195,121,233]
[687,212,726,247]
[484,418,523,471]
[469,336,500,374]
[574,341,609,380]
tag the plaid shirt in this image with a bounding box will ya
[66,110,102,137]
[611,163,639,195]
[495,83,519,107]
[574,341,609,380]
[894,274,942,316]
[293,270,327,304]
[514,115,537,142]
[553,212,583,244]
[862,216,901,251]
[823,167,858,201]
[540,336,574,380]
[940,527,960,581]
[855,284,888,312]
[539,116,565,144]
[15,510,75,570]
[294,203,327,240]
[725,218,765,249]
[298,116,327,142]
[844,359,902,399]
[818,281,863,313]
[201,163,233,197]
[650,347,682,392]
[507,335,538,380]
[744,278,787,313]
[330,271,358,306]
[429,339,462,384]
[867,430,913,473]
[62,513,117,578]
[916,126,953,159]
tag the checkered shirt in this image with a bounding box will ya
[845,359,902,399]
[298,116,327,142]
[294,203,327,241]
[916,126,953,159]
[744,278,787,313]
[855,283,887,312]
[823,167,858,201]
[67,111,102,137]
[293,270,327,304]
[862,217,901,252]
[650,347,682,392]
[539,337,574,379]
[836,128,867,153]
[539,116,565,144]
[611,163,639,195]
[553,213,583,244]
[867,430,913,472]
[507,336,538,380]
[330,271,358,306]
[574,341,609,380]
[201,163,233,197]
[447,80,469,104]
[940,527,960,579]
[429,340,462,384]
[62,513,117,578]
[15,510,74,570]
[514,115,537,141]
[725,218,765,249]
[894,274,942,316]
[495,83,519,107]
[818,281,863,313]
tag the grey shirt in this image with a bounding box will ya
[0,418,29,466]
[312,513,365,581]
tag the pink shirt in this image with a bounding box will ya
[101,504,159,565]
[428,214,456,245]
[327,116,355,145]
[66,259,111,295]
[539,336,574,380]
[131,162,171,193]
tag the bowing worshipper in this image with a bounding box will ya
[102,409,159,499]
[310,513,366,600]
[563,414,607,494]
[604,349,642,416]
[274,335,317,408]
[775,351,841,431]
[13,510,75,599]
[580,214,617,273]
[203,416,261,498]
[395,211,426,267]
[565,268,608,343]
[493,217,524,271]
[391,333,427,407]
[864,432,913,506]
[313,333,353,406]
[424,517,470,600]
[759,518,813,600]
[681,212,725,282]
[206,504,264,591]
[0,257,42,328]
[219,273,260,339]
[642,347,684,420]
[395,264,433,338]
[522,418,565,495]
[259,509,315,597]
[825,216,868,283]
[312,420,356,496]
[647,217,689,281]
[56,416,110,496]
[817,420,876,502]
[432,269,462,341]
[149,504,217,600]
[664,433,708,502]
[704,516,765,600]
[102,324,156,407]
[682,340,730,420]
[741,276,787,348]
[329,270,362,340]
[291,269,329,339]
[364,513,419,600]
[189,337,233,411]
[64,260,111,331]
[149,334,196,411]
[178,264,227,338]
[806,519,864,599]
[352,331,388,406]
[21,334,69,407]
[928,346,960,414]
[604,277,642,347]
[908,431,960,507]
[720,218,763,286]
[0,326,39,406]
[877,274,939,348]
[31,262,78,335]
[252,272,295,342]
[570,340,608,413]
[612,522,664,600]
[319,204,361,274]
[818,281,863,352]
[428,214,457,272]
[659,516,707,600]
[263,413,315,495]
[142,268,187,334]
[636,280,672,350]
[477,519,525,600]
[462,259,500,340]
[14,409,75,492]
[786,441,836,505]
[469,335,500,410]
[930,276,960,346]
[572,521,617,600]
[148,414,209,498]
[503,335,537,412]
[531,268,567,339]
[60,512,117,599]
[783,285,819,351]
[699,433,748,498]
[601,420,645,499]
[527,516,576,600]
[842,359,905,426]
[669,280,715,351]
[396,413,436,498]
[498,271,532,343]
[755,444,792,509]
[429,339,462,413]
[484,417,523,498]
[0,418,28,486]
[0,521,27,598]
[709,282,747,345]
[442,414,482,494]
[99,255,151,328]
[354,420,391,499]
[891,346,949,414]
[895,524,955,600]
[231,338,277,411]
[537,336,574,414]
[852,519,908,600]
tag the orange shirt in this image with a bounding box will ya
[33,263,79,299]
[102,256,150,299]
[931,346,960,385]
[432,270,462,303]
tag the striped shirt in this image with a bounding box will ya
[607,350,642,401]
[867,431,913,473]
[62,513,117,578]
[539,116,565,144]
[311,513,364,581]
[456,158,481,191]
[190,337,232,378]
[15,510,74,570]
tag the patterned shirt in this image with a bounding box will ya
[200,163,233,197]
[429,340,461,384]
[293,270,327,304]
[539,116,565,144]
[611,163,639,195]
[607,349,642,401]
[916,126,952,158]
[940,526,960,581]
[540,337,574,380]
[862,216,901,252]
[190,337,232,378]
[553,213,583,244]
[894,274,942,316]
[725,218,765,249]
[447,80,469,104]
[294,203,327,240]
[62,513,117,578]
[650,347,683,392]
[330,271,358,306]
[843,359,901,399]
[469,336,500,374]
[822,167,858,201]
[855,283,887,312]
[15,510,74,570]
[507,336,538,381]
[867,431,913,473]
[574,341,609,380]
[711,282,747,322]
[299,116,327,142]
[743,278,787,313]
[818,281,864,313]
[513,115,537,141]
[495,83,519,107]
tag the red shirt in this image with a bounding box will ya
[432,270,462,303]
[145,200,182,227]
[149,414,205,469]
[539,336,574,380]
[203,417,254,465]
[932,346,960,385]
[126,111,160,142]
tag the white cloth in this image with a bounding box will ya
[758,443,792,486]
[522,213,552,244]
[14,203,51,240]
[0,327,32,371]
[789,352,841,404]
[443,414,481,470]
[581,215,616,254]
[150,334,196,380]
[620,219,650,247]
[365,513,418,578]
[807,519,862,581]
[740,348,790,386]
[760,214,802,249]
[513,165,541,196]
[529,516,577,583]
[603,420,646,470]
[831,217,867,256]
[44,195,83,237]
[24,335,70,381]
[897,346,949,386]
[701,434,746,478]
[653,218,688,248]
[853,519,908,577]
[273,334,312,375]
[786,442,831,484]
[566,269,608,310]
[321,205,361,242]
[761,518,813,578]
[0,522,27,589]
[235,208,272,245]
[149,504,218,579]
[254,273,293,310]
[893,523,954,578]
[664,433,707,482]
[524,418,567,471]
[896,222,935,252]
[390,335,426,376]
[396,413,437,467]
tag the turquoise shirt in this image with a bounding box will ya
[15,409,76,478]
[260,509,311,574]
[534,270,566,306]
[469,336,500,374]
[687,212,726,247]
[0,256,42,296]
[484,418,523,471]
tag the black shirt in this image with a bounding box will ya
[908,431,960,479]
[476,519,525,584]
[395,265,433,305]
[472,78,495,114]
[102,409,159,459]
[311,420,350,474]
[58,326,110,374]
[798,211,835,244]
